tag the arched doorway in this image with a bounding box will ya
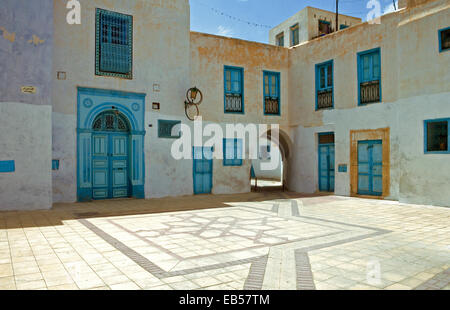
[251,128,292,192]
[91,111,131,200]
[77,87,146,202]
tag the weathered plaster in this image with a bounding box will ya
[0,102,52,210]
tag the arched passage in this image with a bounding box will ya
[251,128,292,192]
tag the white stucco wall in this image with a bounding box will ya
[0,102,52,210]
[52,0,192,202]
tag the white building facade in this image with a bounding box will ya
[0,0,449,210]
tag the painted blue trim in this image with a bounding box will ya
[340,24,349,30]
[52,160,60,171]
[424,118,450,154]
[263,71,281,116]
[357,47,382,106]
[0,160,15,173]
[76,87,146,202]
[315,60,334,111]
[193,146,214,195]
[224,65,245,114]
[438,27,450,53]
[77,87,146,99]
[223,138,243,166]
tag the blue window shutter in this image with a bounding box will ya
[96,9,133,79]
[52,160,60,171]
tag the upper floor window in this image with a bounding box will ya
[424,119,449,154]
[357,48,381,105]
[263,71,280,115]
[224,66,244,114]
[290,24,299,46]
[276,32,284,47]
[223,138,243,166]
[438,27,450,52]
[315,60,334,110]
[319,20,332,36]
[95,9,133,79]
[340,24,349,30]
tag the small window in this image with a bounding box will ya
[438,27,450,52]
[264,71,281,115]
[224,66,244,113]
[52,160,60,171]
[290,24,299,46]
[96,8,133,79]
[158,120,181,139]
[315,60,334,110]
[424,119,449,153]
[340,24,349,30]
[223,138,243,166]
[319,20,332,36]
[358,48,382,105]
[276,32,284,47]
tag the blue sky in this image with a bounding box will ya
[190,0,398,43]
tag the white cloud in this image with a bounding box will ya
[217,25,233,37]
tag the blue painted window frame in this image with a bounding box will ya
[52,160,60,171]
[357,47,382,106]
[0,160,15,173]
[438,27,450,53]
[158,120,181,139]
[276,32,284,47]
[95,8,133,79]
[290,23,299,46]
[340,24,349,30]
[315,60,334,110]
[223,138,243,166]
[424,118,450,154]
[224,66,245,114]
[263,71,281,116]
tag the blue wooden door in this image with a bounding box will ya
[92,133,129,199]
[111,134,129,198]
[319,144,335,192]
[92,134,110,199]
[358,140,383,196]
[193,147,213,195]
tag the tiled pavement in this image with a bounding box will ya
[0,192,449,290]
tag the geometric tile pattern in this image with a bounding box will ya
[1,192,449,290]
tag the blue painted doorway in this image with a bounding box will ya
[318,133,335,192]
[193,147,213,195]
[92,111,130,200]
[77,87,146,202]
[358,140,383,196]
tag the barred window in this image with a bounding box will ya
[96,9,133,79]
[224,66,244,113]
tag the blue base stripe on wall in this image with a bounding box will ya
[0,160,15,173]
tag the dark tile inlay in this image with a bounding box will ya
[414,268,450,290]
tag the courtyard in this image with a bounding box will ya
[0,192,448,290]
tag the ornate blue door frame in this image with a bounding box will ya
[77,87,146,202]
